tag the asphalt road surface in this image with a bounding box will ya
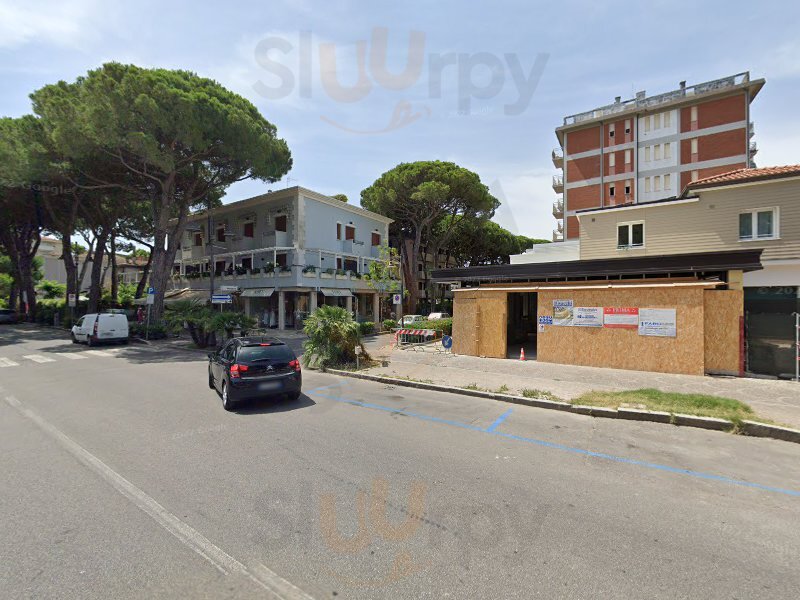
[1,324,799,599]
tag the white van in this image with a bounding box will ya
[71,313,129,346]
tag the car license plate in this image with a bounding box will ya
[258,381,281,391]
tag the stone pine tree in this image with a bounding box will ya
[32,63,292,321]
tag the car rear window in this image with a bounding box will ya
[237,344,295,363]
[0,309,13,315]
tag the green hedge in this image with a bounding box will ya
[382,319,397,331]
[411,318,452,336]
[358,321,375,336]
[129,322,168,339]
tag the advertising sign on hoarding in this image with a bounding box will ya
[574,307,603,327]
[538,315,553,325]
[553,299,574,326]
[603,307,639,329]
[638,308,677,337]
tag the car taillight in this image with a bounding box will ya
[289,359,301,373]
[230,364,249,378]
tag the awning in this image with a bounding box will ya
[132,288,210,305]
[241,287,275,298]
[454,280,725,292]
[320,288,353,297]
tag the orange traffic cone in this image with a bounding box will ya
[519,347,526,361]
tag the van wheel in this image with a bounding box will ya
[221,381,236,411]
[70,333,78,344]
[87,336,95,347]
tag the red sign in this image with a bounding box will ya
[603,307,639,329]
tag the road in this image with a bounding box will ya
[1,323,799,599]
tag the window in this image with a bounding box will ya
[276,253,287,267]
[609,184,615,197]
[664,173,671,190]
[653,114,660,129]
[243,222,254,238]
[275,215,287,232]
[336,222,342,240]
[217,227,225,243]
[664,143,672,159]
[663,112,671,128]
[654,175,661,192]
[336,257,343,270]
[739,208,778,241]
[645,146,651,162]
[609,152,616,167]
[690,106,698,122]
[624,180,631,195]
[645,178,651,193]
[624,149,631,164]
[617,222,644,249]
[215,260,226,275]
[344,258,358,273]
[690,138,698,155]
[371,231,381,246]
[345,225,355,241]
[609,124,615,139]
[654,144,662,160]
[644,118,651,133]
[624,120,631,134]
[691,170,699,181]
[418,281,425,291]
[194,233,203,247]
[241,257,252,270]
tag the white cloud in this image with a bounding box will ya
[0,0,107,49]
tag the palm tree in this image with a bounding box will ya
[302,305,369,368]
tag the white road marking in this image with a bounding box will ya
[22,354,56,364]
[55,353,87,360]
[0,357,20,367]
[84,350,114,357]
[3,395,315,600]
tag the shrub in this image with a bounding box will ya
[303,305,369,369]
[129,322,168,340]
[37,280,66,300]
[411,318,452,336]
[382,318,397,331]
[358,321,375,336]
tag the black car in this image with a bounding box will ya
[0,308,19,324]
[208,337,302,410]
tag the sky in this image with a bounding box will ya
[1,0,799,240]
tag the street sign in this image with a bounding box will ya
[68,294,77,307]
[392,293,402,305]
[212,294,233,304]
[146,294,155,305]
[442,335,453,349]
[220,285,239,292]
[147,287,155,295]
[354,346,363,355]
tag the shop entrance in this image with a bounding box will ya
[506,292,537,359]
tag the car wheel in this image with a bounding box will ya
[208,369,215,390]
[288,391,301,401]
[221,381,236,411]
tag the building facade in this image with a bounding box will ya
[169,187,393,330]
[552,72,764,242]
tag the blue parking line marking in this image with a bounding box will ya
[485,408,513,433]
[308,390,800,499]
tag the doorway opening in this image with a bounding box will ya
[506,292,537,359]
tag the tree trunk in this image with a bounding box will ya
[402,236,421,315]
[87,229,109,313]
[135,250,154,298]
[60,235,78,303]
[109,231,118,304]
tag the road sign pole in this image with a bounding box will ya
[146,305,151,341]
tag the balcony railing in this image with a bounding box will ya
[749,141,758,156]
[552,197,564,219]
[748,121,755,138]
[552,147,563,168]
[552,230,564,242]
[552,174,564,193]
[563,72,751,126]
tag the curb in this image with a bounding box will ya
[325,369,800,445]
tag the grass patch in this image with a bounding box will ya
[496,384,509,394]
[463,383,481,391]
[574,388,755,424]
[522,388,563,402]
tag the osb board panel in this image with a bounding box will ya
[453,295,477,356]
[476,294,508,358]
[537,287,706,375]
[704,289,743,375]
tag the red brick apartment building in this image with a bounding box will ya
[551,72,764,241]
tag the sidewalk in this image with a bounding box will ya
[363,344,800,429]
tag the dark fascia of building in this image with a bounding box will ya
[431,249,763,284]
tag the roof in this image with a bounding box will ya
[453,280,724,292]
[432,249,763,282]
[682,165,800,195]
[237,337,286,346]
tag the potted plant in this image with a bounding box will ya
[303,265,317,274]
[235,265,248,276]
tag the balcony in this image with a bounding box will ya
[749,122,755,139]
[552,147,563,169]
[552,229,564,242]
[749,141,758,157]
[341,239,365,254]
[263,230,290,248]
[552,174,564,194]
[552,197,564,219]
